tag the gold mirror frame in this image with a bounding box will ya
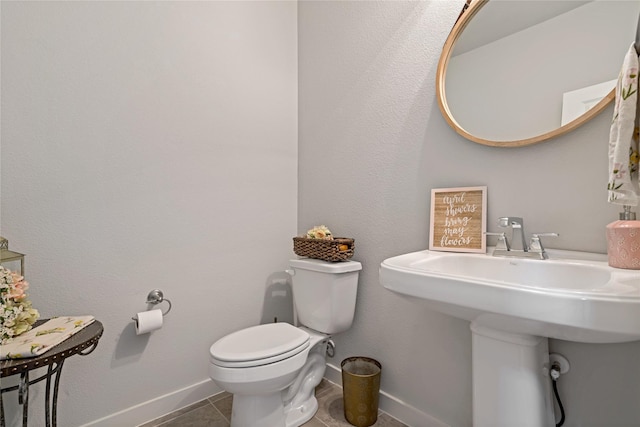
[436,0,615,148]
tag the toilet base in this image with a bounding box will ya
[230,393,286,427]
[228,339,329,427]
[229,393,318,427]
[285,395,318,427]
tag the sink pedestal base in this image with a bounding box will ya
[471,322,555,427]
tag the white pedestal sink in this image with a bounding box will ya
[379,249,640,427]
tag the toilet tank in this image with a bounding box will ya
[288,258,362,334]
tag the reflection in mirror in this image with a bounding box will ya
[437,0,640,147]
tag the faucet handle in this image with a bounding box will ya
[484,232,510,251]
[529,233,559,256]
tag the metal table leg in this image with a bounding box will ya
[0,361,68,427]
[45,364,53,427]
[51,361,64,427]
[1,389,5,427]
[18,371,28,427]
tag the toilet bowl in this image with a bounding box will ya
[210,323,329,427]
[208,258,362,427]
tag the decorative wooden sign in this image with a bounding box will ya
[429,186,487,253]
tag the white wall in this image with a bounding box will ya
[4,1,640,427]
[299,1,639,427]
[1,1,297,426]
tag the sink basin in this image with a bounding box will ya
[380,248,640,343]
[381,248,640,426]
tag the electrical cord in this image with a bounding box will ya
[550,364,565,427]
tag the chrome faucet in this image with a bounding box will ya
[486,217,558,260]
[499,217,527,251]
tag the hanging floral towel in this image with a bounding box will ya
[608,43,640,206]
[0,315,95,360]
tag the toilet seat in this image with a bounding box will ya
[210,323,310,368]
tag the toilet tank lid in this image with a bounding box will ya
[289,258,362,273]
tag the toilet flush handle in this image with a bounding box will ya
[285,268,295,276]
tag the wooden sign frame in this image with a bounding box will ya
[429,186,487,253]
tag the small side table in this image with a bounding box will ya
[0,319,103,427]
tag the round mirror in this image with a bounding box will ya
[437,0,640,147]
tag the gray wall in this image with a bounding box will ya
[299,1,639,427]
[2,1,639,426]
[1,2,297,425]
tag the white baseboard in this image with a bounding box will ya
[80,379,222,427]
[324,363,450,427]
[82,365,449,427]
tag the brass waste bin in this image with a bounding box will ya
[341,357,382,427]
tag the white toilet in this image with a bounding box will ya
[208,258,362,427]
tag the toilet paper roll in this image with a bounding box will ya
[134,309,163,335]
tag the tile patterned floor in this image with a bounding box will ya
[138,379,408,427]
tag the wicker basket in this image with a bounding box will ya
[292,237,355,262]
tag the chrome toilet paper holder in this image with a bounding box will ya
[132,289,172,320]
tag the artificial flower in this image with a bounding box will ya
[1,266,39,344]
[306,225,333,240]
